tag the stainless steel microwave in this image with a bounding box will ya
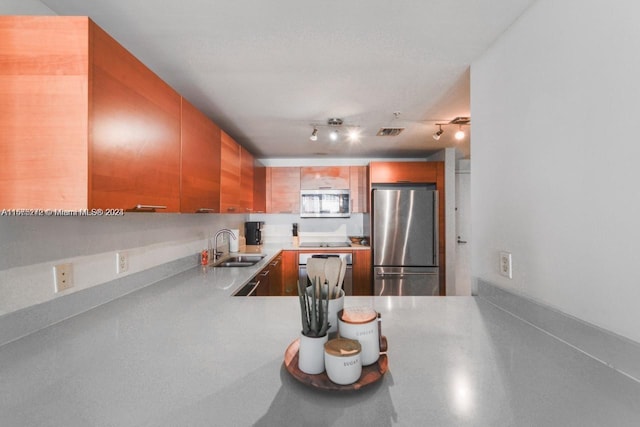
[300,189,350,218]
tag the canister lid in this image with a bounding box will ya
[324,338,361,357]
[339,306,377,324]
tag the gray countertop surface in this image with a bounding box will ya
[1,256,640,426]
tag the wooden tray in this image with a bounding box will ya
[283,337,388,391]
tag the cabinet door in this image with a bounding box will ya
[267,167,300,213]
[253,165,267,213]
[256,268,270,296]
[0,16,90,210]
[352,249,372,295]
[219,131,241,213]
[349,166,368,213]
[282,250,299,296]
[180,99,221,213]
[268,253,283,296]
[91,23,181,212]
[369,161,437,184]
[300,166,350,189]
[239,146,254,213]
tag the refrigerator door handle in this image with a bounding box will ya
[376,271,439,276]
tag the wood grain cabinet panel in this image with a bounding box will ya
[252,165,267,213]
[180,98,221,213]
[352,249,372,295]
[300,166,350,189]
[266,167,300,213]
[281,250,299,296]
[219,131,241,213]
[0,17,90,209]
[349,166,368,213]
[240,146,254,213]
[369,161,437,184]
[0,17,183,212]
[91,23,182,212]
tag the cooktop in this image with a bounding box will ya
[298,242,352,248]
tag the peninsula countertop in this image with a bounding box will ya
[1,264,640,426]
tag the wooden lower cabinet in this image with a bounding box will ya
[268,253,283,296]
[352,249,372,295]
[282,250,300,296]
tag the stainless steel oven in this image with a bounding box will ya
[298,253,353,296]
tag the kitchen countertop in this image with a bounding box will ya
[1,264,640,426]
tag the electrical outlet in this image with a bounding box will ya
[117,252,129,274]
[499,251,512,279]
[54,263,74,292]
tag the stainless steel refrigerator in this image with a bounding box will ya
[372,187,440,296]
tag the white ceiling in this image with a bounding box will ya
[26,0,536,159]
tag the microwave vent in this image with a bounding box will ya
[376,127,405,136]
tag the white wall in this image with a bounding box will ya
[0,214,247,315]
[0,0,54,14]
[471,0,640,342]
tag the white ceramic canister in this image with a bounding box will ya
[338,306,380,366]
[305,286,344,334]
[298,333,328,375]
[324,338,362,385]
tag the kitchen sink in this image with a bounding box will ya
[213,254,266,267]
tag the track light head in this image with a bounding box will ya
[454,125,465,140]
[309,127,318,141]
[433,125,444,141]
[329,129,339,141]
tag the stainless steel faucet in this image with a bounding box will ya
[213,229,237,261]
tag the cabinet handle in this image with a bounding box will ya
[227,207,237,212]
[247,280,261,296]
[270,261,279,267]
[133,204,167,211]
[318,186,333,190]
[245,208,253,212]
[259,271,270,277]
[197,208,217,213]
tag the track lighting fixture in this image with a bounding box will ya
[432,124,444,140]
[431,117,470,142]
[307,118,361,143]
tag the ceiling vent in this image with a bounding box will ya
[376,127,405,136]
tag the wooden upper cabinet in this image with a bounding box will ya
[369,161,437,184]
[266,167,300,213]
[219,131,241,213]
[349,166,368,213]
[0,17,90,210]
[0,17,183,212]
[180,98,221,213]
[239,146,254,213]
[300,166,350,189]
[253,165,267,213]
[90,23,181,212]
